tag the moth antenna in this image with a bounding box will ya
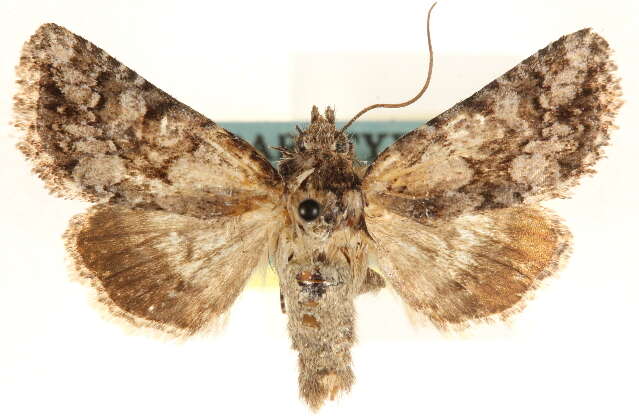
[271,146,294,157]
[339,2,436,134]
[296,125,304,135]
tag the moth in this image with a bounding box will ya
[13,5,621,411]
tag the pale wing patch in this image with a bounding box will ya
[366,204,571,329]
[65,204,281,337]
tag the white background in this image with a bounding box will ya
[0,1,638,417]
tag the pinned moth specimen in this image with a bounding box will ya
[13,4,621,410]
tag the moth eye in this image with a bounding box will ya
[298,199,321,222]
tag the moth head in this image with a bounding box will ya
[279,149,366,240]
[292,106,352,155]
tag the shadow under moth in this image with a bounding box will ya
[13,5,621,411]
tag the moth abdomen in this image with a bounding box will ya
[277,254,364,409]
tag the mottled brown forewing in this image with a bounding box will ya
[364,29,621,220]
[14,23,282,219]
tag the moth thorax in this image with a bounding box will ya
[296,105,350,154]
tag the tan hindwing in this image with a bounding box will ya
[367,204,571,329]
[65,204,279,337]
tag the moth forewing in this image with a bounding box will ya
[363,29,621,220]
[14,23,283,217]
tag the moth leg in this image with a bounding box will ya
[280,287,286,314]
[358,269,385,295]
